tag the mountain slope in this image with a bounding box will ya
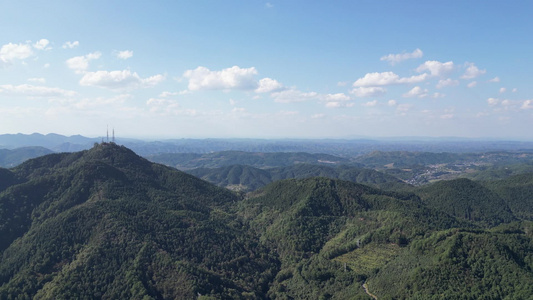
[148,151,353,169]
[1,144,532,299]
[188,164,273,191]
[0,143,278,299]
[416,178,516,227]
[0,147,54,168]
[240,177,468,299]
[486,173,533,220]
[188,163,411,192]
[0,168,17,193]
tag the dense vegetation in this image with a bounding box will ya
[0,147,53,168]
[148,151,353,170]
[188,164,410,192]
[0,143,532,299]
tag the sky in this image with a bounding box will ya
[0,1,532,140]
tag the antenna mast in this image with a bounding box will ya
[112,128,115,143]
[106,125,109,143]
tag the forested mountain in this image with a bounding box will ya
[486,173,533,220]
[354,151,465,168]
[1,144,532,299]
[416,178,516,227]
[0,143,277,299]
[188,164,410,192]
[0,147,54,168]
[147,151,353,170]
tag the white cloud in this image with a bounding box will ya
[66,94,132,111]
[396,103,412,112]
[277,110,299,116]
[380,48,423,65]
[521,100,533,110]
[416,60,454,77]
[353,72,428,87]
[487,98,499,106]
[0,84,77,98]
[80,70,165,90]
[116,50,133,60]
[33,39,51,50]
[388,99,397,106]
[320,93,352,108]
[325,101,354,108]
[403,86,428,98]
[488,77,500,83]
[467,81,477,88]
[436,78,459,89]
[28,77,46,83]
[159,90,189,97]
[271,89,318,103]
[255,77,284,93]
[229,99,237,106]
[66,52,101,74]
[62,41,80,49]
[146,97,198,116]
[351,86,386,97]
[361,100,378,107]
[265,2,274,8]
[159,91,178,97]
[499,87,506,93]
[323,93,350,102]
[512,88,518,93]
[311,113,325,119]
[183,66,258,91]
[43,63,50,68]
[232,107,246,113]
[0,42,34,67]
[441,114,454,119]
[461,62,486,79]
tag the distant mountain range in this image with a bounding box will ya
[2,133,533,156]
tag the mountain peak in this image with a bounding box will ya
[84,142,145,165]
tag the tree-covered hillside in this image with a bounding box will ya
[0,144,532,299]
[0,143,277,299]
[0,147,54,168]
[147,151,353,169]
[416,178,516,227]
[188,163,410,192]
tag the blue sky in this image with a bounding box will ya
[0,1,532,139]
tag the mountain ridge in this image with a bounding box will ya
[0,143,532,298]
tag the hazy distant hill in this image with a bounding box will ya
[0,133,98,151]
[2,133,533,157]
[354,150,468,168]
[354,150,533,169]
[0,146,54,167]
[148,151,354,169]
[188,163,410,192]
